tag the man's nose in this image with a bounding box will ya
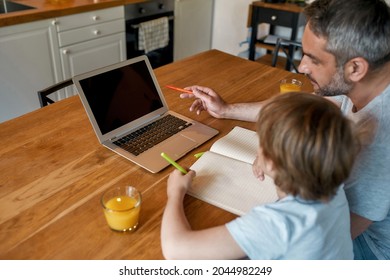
[298,56,310,74]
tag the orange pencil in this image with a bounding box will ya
[165,85,193,94]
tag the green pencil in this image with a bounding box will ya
[161,152,188,174]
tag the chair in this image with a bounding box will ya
[37,78,73,107]
[271,38,303,73]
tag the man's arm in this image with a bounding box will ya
[350,212,373,239]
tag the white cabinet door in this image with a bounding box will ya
[57,6,126,99]
[174,0,214,60]
[60,32,126,97]
[0,20,62,122]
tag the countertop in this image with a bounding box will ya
[252,1,306,13]
[0,0,146,27]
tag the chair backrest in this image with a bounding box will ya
[37,78,73,107]
[271,38,302,73]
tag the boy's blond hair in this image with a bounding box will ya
[257,92,360,201]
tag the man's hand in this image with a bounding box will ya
[180,85,228,118]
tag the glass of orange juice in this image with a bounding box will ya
[101,186,141,232]
[279,78,303,94]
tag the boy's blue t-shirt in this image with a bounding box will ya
[226,187,353,259]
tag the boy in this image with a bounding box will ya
[161,92,360,259]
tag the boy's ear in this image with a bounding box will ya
[264,157,275,173]
[344,57,369,82]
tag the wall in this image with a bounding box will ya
[174,0,214,60]
[211,0,256,58]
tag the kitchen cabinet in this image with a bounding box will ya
[0,6,126,123]
[0,19,62,122]
[56,6,126,97]
[60,33,126,81]
[174,0,214,60]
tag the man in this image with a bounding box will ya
[180,0,390,259]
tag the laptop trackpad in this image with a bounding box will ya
[160,135,197,158]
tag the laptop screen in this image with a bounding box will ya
[78,60,164,135]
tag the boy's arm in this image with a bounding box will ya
[161,170,246,260]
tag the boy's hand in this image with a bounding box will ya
[252,156,265,181]
[167,169,196,200]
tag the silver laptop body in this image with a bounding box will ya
[73,55,218,173]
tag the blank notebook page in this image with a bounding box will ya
[189,152,278,216]
[209,126,259,164]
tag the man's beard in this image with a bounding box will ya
[315,66,353,97]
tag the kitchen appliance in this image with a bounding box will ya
[124,0,174,68]
[0,0,35,14]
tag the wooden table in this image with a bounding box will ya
[0,50,312,259]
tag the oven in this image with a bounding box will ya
[124,0,174,69]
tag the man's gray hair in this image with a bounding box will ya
[305,0,390,70]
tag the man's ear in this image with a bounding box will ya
[344,57,369,82]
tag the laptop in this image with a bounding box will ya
[73,55,219,173]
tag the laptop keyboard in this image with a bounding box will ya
[113,114,192,156]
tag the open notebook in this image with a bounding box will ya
[188,126,278,216]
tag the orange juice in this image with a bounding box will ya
[103,195,141,231]
[279,79,302,94]
[280,83,302,93]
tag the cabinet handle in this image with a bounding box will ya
[51,20,58,25]
[93,30,101,35]
[271,15,277,21]
[62,49,69,55]
[92,15,100,21]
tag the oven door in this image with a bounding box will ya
[125,12,174,68]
